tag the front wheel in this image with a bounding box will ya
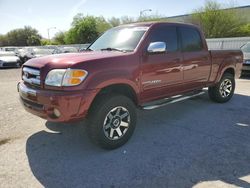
[208,73,235,103]
[87,94,137,149]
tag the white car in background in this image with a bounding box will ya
[31,48,52,58]
[53,46,78,54]
[1,46,21,53]
[0,51,21,68]
[17,47,52,63]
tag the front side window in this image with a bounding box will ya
[89,26,149,52]
[148,25,178,52]
[180,27,203,52]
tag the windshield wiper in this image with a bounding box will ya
[100,47,127,53]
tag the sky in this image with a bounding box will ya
[0,0,249,38]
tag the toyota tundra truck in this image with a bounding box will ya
[18,22,243,149]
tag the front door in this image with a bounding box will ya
[140,24,184,103]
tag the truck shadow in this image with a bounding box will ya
[26,93,250,188]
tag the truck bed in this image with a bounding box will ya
[209,49,243,82]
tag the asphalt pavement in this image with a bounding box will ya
[0,68,250,188]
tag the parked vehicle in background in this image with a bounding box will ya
[16,47,33,64]
[31,48,52,58]
[241,42,250,74]
[0,51,21,68]
[53,46,78,54]
[18,22,243,149]
[1,46,21,52]
[42,45,58,53]
[79,43,91,52]
[17,47,52,63]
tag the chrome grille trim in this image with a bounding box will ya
[23,67,40,76]
[22,67,41,86]
[22,76,41,85]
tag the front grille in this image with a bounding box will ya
[22,67,41,87]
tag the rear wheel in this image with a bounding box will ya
[208,73,235,103]
[87,94,137,149]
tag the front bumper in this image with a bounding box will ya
[18,81,99,122]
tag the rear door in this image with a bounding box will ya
[140,24,183,102]
[179,26,211,89]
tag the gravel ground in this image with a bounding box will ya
[0,68,250,188]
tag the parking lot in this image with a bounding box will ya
[0,68,250,188]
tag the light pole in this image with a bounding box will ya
[139,9,152,17]
[47,27,56,42]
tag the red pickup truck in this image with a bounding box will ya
[18,22,243,149]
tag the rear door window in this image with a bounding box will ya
[180,26,203,52]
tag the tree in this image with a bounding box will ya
[0,35,8,46]
[0,26,41,46]
[71,13,84,26]
[238,24,250,36]
[64,14,113,44]
[138,14,164,22]
[120,16,135,24]
[27,35,41,46]
[41,39,51,46]
[53,31,66,44]
[191,1,248,38]
[108,17,121,27]
[23,26,41,45]
[64,15,99,44]
[95,16,112,34]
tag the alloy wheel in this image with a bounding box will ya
[219,79,232,98]
[103,106,130,140]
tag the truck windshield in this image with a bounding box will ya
[88,26,149,52]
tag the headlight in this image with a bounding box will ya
[45,69,88,87]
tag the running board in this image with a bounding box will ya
[142,91,205,110]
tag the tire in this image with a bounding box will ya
[208,73,235,103]
[87,94,137,149]
[23,56,29,63]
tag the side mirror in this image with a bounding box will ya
[147,42,167,54]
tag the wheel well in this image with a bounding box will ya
[94,84,138,105]
[224,68,235,77]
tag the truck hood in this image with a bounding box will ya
[24,51,129,69]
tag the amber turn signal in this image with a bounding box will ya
[72,70,86,77]
[62,69,88,86]
[69,78,82,85]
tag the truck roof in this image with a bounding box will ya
[119,21,198,28]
